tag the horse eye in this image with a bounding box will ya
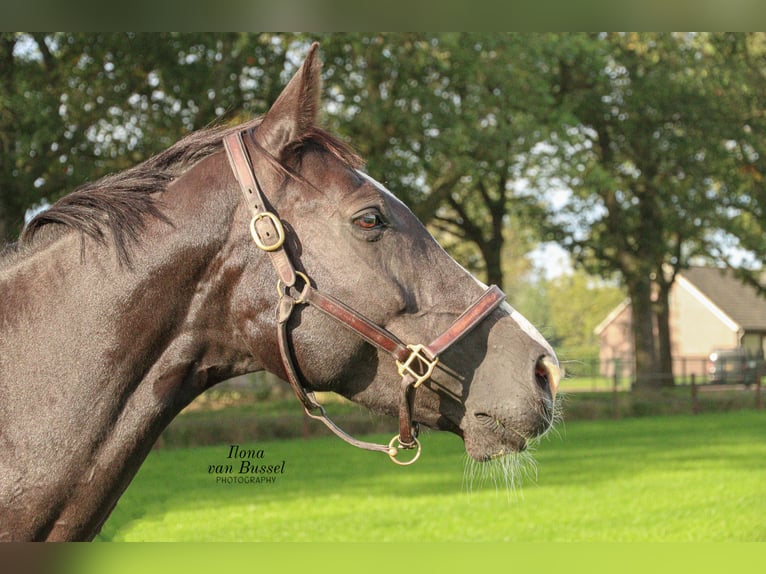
[353,212,384,230]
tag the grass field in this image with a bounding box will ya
[98,410,765,542]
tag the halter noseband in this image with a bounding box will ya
[224,130,505,465]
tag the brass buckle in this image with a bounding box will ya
[396,344,439,388]
[250,212,285,252]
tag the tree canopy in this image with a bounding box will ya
[2,32,764,388]
[0,32,292,241]
[536,33,766,386]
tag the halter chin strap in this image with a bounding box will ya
[224,130,506,465]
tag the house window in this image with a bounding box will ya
[742,333,764,359]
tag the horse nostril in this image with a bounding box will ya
[535,355,560,400]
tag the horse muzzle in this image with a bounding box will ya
[460,350,561,461]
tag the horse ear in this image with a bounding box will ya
[255,42,322,156]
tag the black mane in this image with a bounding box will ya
[18,119,260,264]
[15,118,362,265]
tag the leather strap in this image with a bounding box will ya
[398,376,419,447]
[223,131,296,287]
[425,285,505,357]
[276,296,392,454]
[396,286,505,446]
[303,287,411,362]
[304,285,504,365]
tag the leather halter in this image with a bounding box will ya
[223,130,506,465]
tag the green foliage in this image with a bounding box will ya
[546,272,624,360]
[543,33,758,277]
[512,269,624,362]
[5,33,766,386]
[98,411,765,542]
[534,32,766,385]
[314,33,559,286]
[0,32,298,241]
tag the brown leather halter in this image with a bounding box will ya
[223,130,506,465]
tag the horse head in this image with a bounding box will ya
[224,43,560,462]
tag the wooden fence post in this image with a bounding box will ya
[691,373,699,415]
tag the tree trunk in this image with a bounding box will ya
[627,275,660,389]
[0,35,16,246]
[481,239,504,289]
[654,279,675,387]
[0,214,8,247]
[480,188,507,290]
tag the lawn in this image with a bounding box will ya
[98,410,765,542]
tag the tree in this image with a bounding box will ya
[540,33,765,388]
[316,33,556,288]
[705,33,766,293]
[0,32,296,243]
[547,271,625,362]
[3,33,572,294]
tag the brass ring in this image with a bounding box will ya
[277,271,311,304]
[387,434,421,466]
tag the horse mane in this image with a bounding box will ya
[15,118,362,265]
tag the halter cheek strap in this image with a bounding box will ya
[224,130,505,465]
[224,130,296,287]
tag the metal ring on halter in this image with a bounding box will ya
[277,271,311,304]
[387,434,422,466]
[250,211,286,252]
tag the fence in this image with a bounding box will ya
[564,355,764,385]
[561,356,763,417]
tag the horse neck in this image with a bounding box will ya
[0,156,266,540]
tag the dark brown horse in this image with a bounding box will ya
[0,43,559,541]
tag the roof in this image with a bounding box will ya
[679,266,766,332]
[594,298,630,336]
[594,266,766,335]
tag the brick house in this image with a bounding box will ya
[594,266,766,379]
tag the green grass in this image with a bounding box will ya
[98,411,765,542]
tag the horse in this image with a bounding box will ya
[0,43,559,541]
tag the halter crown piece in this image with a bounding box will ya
[223,130,505,465]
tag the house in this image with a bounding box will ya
[594,266,766,379]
